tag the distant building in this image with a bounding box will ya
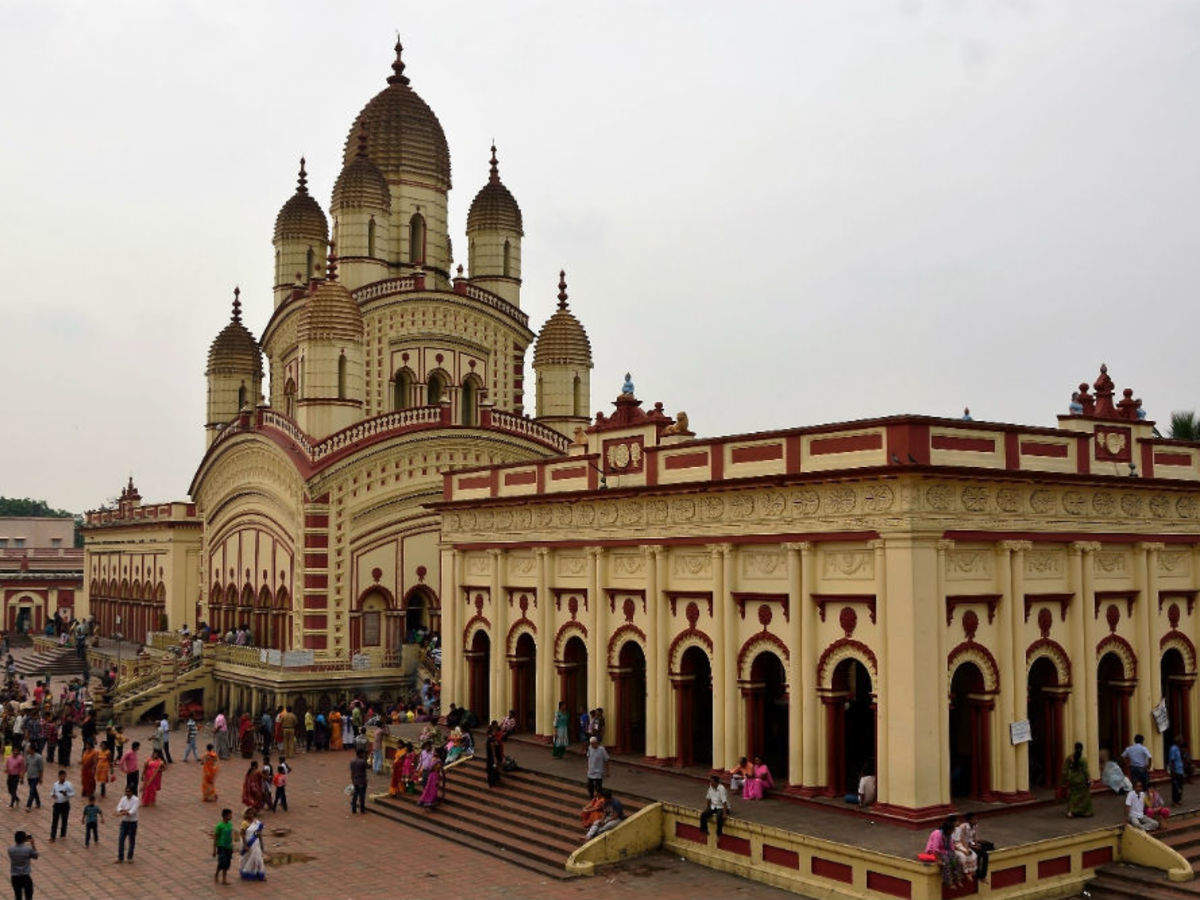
[0,516,82,634]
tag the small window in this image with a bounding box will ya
[13,539,25,548]
[409,214,426,266]
[237,382,247,410]
[337,354,347,399]
[393,369,413,411]
[50,538,62,547]
[502,240,511,277]
[0,539,8,548]
[283,378,297,418]
[461,379,476,426]
[368,218,376,258]
[573,374,584,417]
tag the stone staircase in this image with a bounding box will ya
[15,645,86,678]
[1088,813,1200,900]
[370,753,640,878]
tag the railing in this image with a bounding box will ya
[258,409,317,456]
[309,406,443,461]
[489,410,570,452]
[453,281,529,328]
[353,276,418,303]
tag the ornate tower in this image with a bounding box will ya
[533,271,593,438]
[331,130,392,291]
[293,247,365,440]
[205,288,264,446]
[466,145,523,306]
[273,159,329,306]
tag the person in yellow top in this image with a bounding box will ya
[304,710,315,753]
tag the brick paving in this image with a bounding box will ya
[6,721,795,900]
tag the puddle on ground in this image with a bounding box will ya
[265,852,315,867]
[629,863,667,878]
[270,827,292,837]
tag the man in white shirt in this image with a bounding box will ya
[699,774,731,838]
[158,717,173,764]
[116,786,140,862]
[48,770,75,842]
[1126,780,1160,831]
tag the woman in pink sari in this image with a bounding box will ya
[742,755,774,800]
[418,750,445,809]
[141,750,165,806]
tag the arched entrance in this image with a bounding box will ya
[1027,657,1065,789]
[1097,652,1131,763]
[405,589,427,639]
[467,630,491,719]
[559,636,588,741]
[825,659,875,796]
[613,641,646,755]
[510,632,536,734]
[745,651,788,778]
[1162,649,1191,753]
[15,608,31,635]
[949,662,992,800]
[674,646,713,767]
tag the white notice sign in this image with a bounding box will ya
[1010,719,1032,745]
[1153,699,1170,734]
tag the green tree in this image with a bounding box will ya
[1169,411,1200,442]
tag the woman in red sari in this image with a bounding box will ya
[241,760,264,810]
[238,713,255,759]
[141,751,165,806]
[79,740,99,799]
[202,743,220,802]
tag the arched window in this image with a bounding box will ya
[305,247,314,279]
[409,214,426,266]
[426,372,443,405]
[502,240,511,277]
[283,378,296,418]
[461,377,482,426]
[368,218,376,258]
[337,354,347,399]
[393,369,414,410]
[237,382,247,411]
[573,375,584,417]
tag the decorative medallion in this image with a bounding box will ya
[622,598,636,623]
[519,594,529,615]
[791,488,819,517]
[575,503,596,526]
[1037,607,1053,638]
[729,494,754,519]
[839,606,857,637]
[1178,497,1198,519]
[1062,491,1087,516]
[1106,604,1120,633]
[568,596,579,619]
[827,486,857,514]
[1120,494,1144,517]
[757,604,773,628]
[996,488,1021,513]
[645,499,668,524]
[863,484,895,513]
[1169,602,1181,630]
[1149,495,1170,518]
[1092,492,1116,517]
[371,567,382,582]
[962,609,979,641]
[761,491,786,517]
[961,486,989,512]
[474,594,484,614]
[926,484,953,511]
[1030,490,1056,514]
[671,498,696,522]
[686,602,700,628]
[702,496,725,521]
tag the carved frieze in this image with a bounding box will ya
[741,550,785,580]
[1094,551,1128,576]
[1024,550,1064,579]
[556,555,586,577]
[945,549,993,580]
[672,553,712,579]
[609,554,646,577]
[822,550,874,579]
[1158,550,1192,577]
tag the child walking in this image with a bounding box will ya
[273,759,289,812]
[81,794,104,847]
[212,808,234,884]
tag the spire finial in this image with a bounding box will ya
[232,286,242,323]
[387,37,410,86]
[326,240,338,281]
[489,143,499,183]
[297,157,308,194]
[557,269,568,309]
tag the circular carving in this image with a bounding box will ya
[1149,495,1171,518]
[618,501,643,526]
[534,507,553,528]
[761,492,786,517]
[645,499,668,524]
[1092,492,1116,516]
[863,485,895,513]
[1030,490,1055,513]
[1169,603,1181,630]
[610,442,630,468]
[371,567,382,582]
[961,486,988,512]
[996,488,1021,513]
[1106,604,1120,633]
[1062,491,1087,516]
[576,503,596,525]
[514,509,532,529]
[1178,497,1198,519]
[926,485,953,511]
[493,509,513,530]
[702,497,724,521]
[827,486,857,514]
[1120,494,1144,517]
[792,488,819,517]
[622,598,636,623]
[596,503,617,526]
[757,604,773,628]
[839,606,857,637]
[1037,607,1053,638]
[962,609,979,641]
[671,498,696,522]
[685,602,700,628]
[729,494,754,519]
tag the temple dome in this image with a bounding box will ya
[343,41,451,191]
[207,289,263,376]
[274,159,329,244]
[298,254,363,343]
[533,272,592,368]
[467,146,523,234]
[332,131,391,212]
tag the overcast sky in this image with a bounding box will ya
[3,1,1198,513]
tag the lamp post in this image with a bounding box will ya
[113,615,123,691]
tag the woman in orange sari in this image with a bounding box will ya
[202,743,219,802]
[79,740,99,799]
[388,742,410,796]
[329,710,343,751]
[95,746,112,798]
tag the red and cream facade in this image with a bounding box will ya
[0,517,82,634]
[436,370,1200,820]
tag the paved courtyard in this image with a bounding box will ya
[7,719,795,900]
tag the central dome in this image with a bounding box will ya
[344,41,451,191]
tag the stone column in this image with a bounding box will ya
[722,545,738,770]
[1067,545,1087,751]
[439,545,457,711]
[783,542,806,789]
[535,548,552,738]
[589,547,606,713]
[872,538,890,802]
[1006,540,1033,798]
[642,545,661,760]
[710,544,727,769]
[488,548,505,722]
[652,547,670,761]
[799,542,819,790]
[994,542,1016,796]
[1076,542,1102,770]
[934,540,954,804]
[1139,542,1166,763]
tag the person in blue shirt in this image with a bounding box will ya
[1122,735,1152,791]
[1168,739,1188,805]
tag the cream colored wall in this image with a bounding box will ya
[386,181,450,276]
[206,370,262,445]
[467,228,521,306]
[274,240,326,305]
[535,362,590,438]
[332,211,392,291]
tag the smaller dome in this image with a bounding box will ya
[274,158,329,244]
[533,271,592,368]
[298,249,363,343]
[467,146,523,235]
[332,131,391,212]
[207,288,263,376]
